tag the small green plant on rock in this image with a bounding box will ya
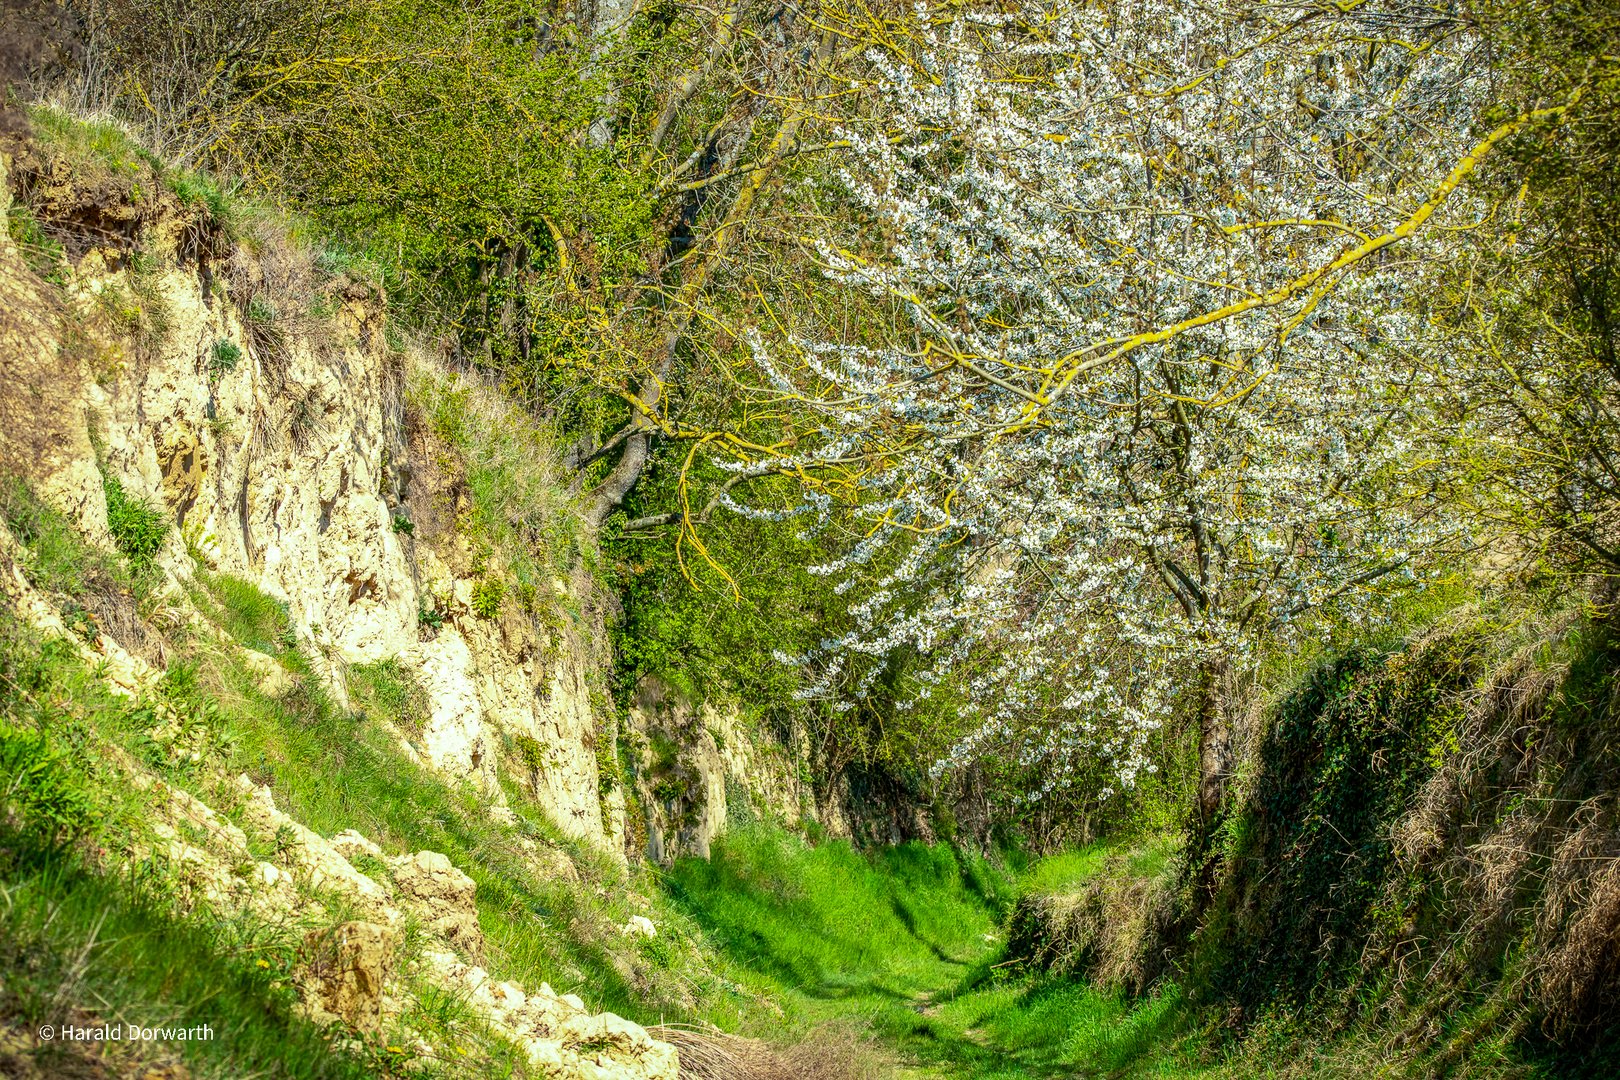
[594,732,622,796]
[102,476,168,568]
[471,577,504,619]
[513,733,548,777]
[209,339,242,380]
[417,600,445,632]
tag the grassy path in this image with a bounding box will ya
[661,829,1205,1078]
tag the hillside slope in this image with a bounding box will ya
[0,112,856,1079]
[1007,607,1620,1078]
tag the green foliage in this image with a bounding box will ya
[166,168,244,233]
[594,732,621,796]
[5,201,67,281]
[25,105,149,177]
[468,576,503,618]
[512,733,547,775]
[1195,630,1487,1004]
[1138,609,1620,1079]
[102,475,168,568]
[470,576,504,620]
[611,467,967,805]
[337,19,658,333]
[209,338,242,378]
[0,724,97,842]
[390,512,414,536]
[416,598,445,631]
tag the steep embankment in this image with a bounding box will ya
[0,111,861,1078]
[3,110,622,846]
[1007,607,1620,1079]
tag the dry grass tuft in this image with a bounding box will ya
[1006,848,1180,995]
[651,1023,881,1080]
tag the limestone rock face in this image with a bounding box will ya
[1,142,623,852]
[1,138,690,1080]
[299,921,399,1032]
[627,676,822,863]
[386,850,485,960]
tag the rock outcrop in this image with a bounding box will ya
[299,921,399,1032]
[387,850,485,960]
[0,138,622,852]
[626,676,824,863]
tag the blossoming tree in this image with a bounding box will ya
[720,0,1578,816]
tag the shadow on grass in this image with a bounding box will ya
[662,827,1200,1078]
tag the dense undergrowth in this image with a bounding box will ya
[1190,607,1620,1079]
[1004,603,1620,1080]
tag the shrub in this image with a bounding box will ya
[391,513,414,536]
[209,338,242,378]
[102,475,168,567]
[471,577,504,620]
[595,731,622,796]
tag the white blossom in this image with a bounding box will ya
[742,0,1491,796]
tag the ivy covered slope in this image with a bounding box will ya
[1005,603,1620,1079]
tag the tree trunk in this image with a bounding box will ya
[1195,656,1233,828]
[584,27,835,527]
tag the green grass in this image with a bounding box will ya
[891,977,1199,1079]
[26,106,150,175]
[663,827,1208,1077]
[409,368,593,605]
[347,657,429,733]
[1015,846,1114,897]
[665,829,1011,1001]
[188,569,291,654]
[0,828,381,1080]
[0,615,382,1080]
[1,478,113,597]
[182,571,767,1028]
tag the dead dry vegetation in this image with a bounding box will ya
[651,1024,881,1080]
